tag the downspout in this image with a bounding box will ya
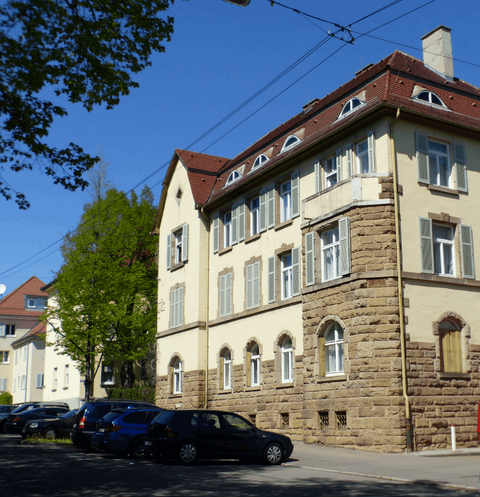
[391,108,413,452]
[24,342,29,403]
[200,206,210,409]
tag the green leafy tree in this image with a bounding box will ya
[43,186,158,399]
[0,0,175,208]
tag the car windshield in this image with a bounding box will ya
[102,410,126,422]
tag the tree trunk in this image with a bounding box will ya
[120,360,135,389]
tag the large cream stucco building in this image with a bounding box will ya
[154,26,480,452]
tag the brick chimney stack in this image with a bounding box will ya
[421,26,454,81]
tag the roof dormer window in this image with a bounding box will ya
[252,154,269,171]
[415,90,446,107]
[225,170,241,186]
[281,135,301,153]
[338,97,365,119]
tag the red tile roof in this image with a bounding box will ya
[0,276,48,317]
[157,50,480,213]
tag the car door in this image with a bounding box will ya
[221,413,261,457]
[195,412,225,458]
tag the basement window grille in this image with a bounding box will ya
[336,411,347,430]
[318,411,329,430]
[280,413,289,429]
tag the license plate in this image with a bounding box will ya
[144,441,153,446]
[98,428,105,433]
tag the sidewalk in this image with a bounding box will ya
[289,442,480,493]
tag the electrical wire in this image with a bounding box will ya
[0,0,440,280]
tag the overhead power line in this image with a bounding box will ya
[0,0,440,280]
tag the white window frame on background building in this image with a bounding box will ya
[433,224,455,276]
[250,344,260,386]
[338,97,365,119]
[226,170,241,186]
[166,224,189,270]
[223,350,232,389]
[280,180,292,223]
[64,364,69,388]
[281,253,293,300]
[53,368,58,390]
[0,351,9,363]
[281,135,301,153]
[174,230,183,265]
[224,211,232,248]
[321,227,340,282]
[415,90,446,107]
[250,197,260,236]
[101,363,115,385]
[252,154,269,171]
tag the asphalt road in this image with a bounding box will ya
[1,434,478,496]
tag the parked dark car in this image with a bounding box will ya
[70,399,157,448]
[91,407,162,458]
[144,409,294,465]
[5,406,71,434]
[0,405,19,433]
[22,409,78,439]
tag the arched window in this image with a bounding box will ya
[226,170,241,186]
[281,337,293,383]
[415,90,445,107]
[250,343,261,386]
[439,320,461,373]
[220,348,232,390]
[172,357,182,394]
[252,154,269,171]
[321,322,344,376]
[338,97,365,119]
[281,135,301,153]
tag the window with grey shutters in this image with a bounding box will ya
[246,262,260,310]
[454,143,468,193]
[291,171,300,218]
[259,189,267,233]
[213,215,220,253]
[419,218,434,274]
[292,247,301,296]
[170,287,184,328]
[167,224,189,269]
[460,224,475,279]
[305,232,316,286]
[238,200,246,242]
[166,234,171,270]
[268,256,276,303]
[339,217,351,275]
[314,161,321,193]
[267,184,276,228]
[219,273,233,317]
[346,144,353,177]
[0,324,5,338]
[36,373,44,388]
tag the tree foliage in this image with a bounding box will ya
[43,185,158,399]
[0,0,175,208]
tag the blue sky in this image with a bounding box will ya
[1,0,479,297]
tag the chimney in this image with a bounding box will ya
[421,26,454,80]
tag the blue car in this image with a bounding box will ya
[91,407,162,458]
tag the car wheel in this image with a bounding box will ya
[264,443,284,465]
[42,427,58,440]
[129,437,148,459]
[178,442,197,464]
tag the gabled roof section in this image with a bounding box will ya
[12,322,46,347]
[0,276,47,317]
[153,149,229,232]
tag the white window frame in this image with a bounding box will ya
[324,156,337,188]
[356,139,369,174]
[53,367,58,390]
[252,154,269,170]
[280,180,292,223]
[281,135,301,153]
[0,378,7,391]
[338,97,365,119]
[101,363,115,386]
[6,324,16,336]
[174,230,183,265]
[433,224,455,277]
[173,358,182,394]
[250,197,260,236]
[223,350,232,389]
[250,344,261,387]
[0,351,9,364]
[321,227,340,282]
[64,364,70,388]
[36,373,44,389]
[281,338,293,383]
[415,90,446,108]
[226,170,241,186]
[281,253,293,300]
[324,323,344,376]
[428,140,451,188]
[224,211,232,248]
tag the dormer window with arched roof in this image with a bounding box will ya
[338,97,365,119]
[415,90,446,107]
[281,135,301,153]
[225,170,241,186]
[252,154,269,171]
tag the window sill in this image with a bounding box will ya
[101,383,115,387]
[317,374,346,383]
[52,389,57,392]
[170,261,186,272]
[426,184,459,196]
[245,385,261,392]
[218,246,233,256]
[63,387,69,390]
[218,388,233,395]
[169,393,183,398]
[245,233,261,244]
[275,219,293,231]
[276,382,294,389]
[438,372,470,380]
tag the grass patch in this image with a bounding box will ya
[24,435,73,444]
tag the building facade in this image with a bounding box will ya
[154,26,480,452]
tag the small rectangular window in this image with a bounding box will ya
[318,411,329,429]
[336,411,347,429]
[101,363,115,385]
[0,351,9,363]
[250,197,260,236]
